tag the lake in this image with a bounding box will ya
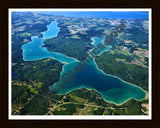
[22,19,146,105]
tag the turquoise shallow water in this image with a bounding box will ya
[22,20,146,105]
[22,36,77,63]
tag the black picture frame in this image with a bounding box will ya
[0,0,160,128]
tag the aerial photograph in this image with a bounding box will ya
[9,9,151,119]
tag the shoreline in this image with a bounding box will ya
[56,86,147,106]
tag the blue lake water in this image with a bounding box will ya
[22,36,77,64]
[22,20,146,105]
[41,21,60,39]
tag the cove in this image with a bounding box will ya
[22,20,146,105]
